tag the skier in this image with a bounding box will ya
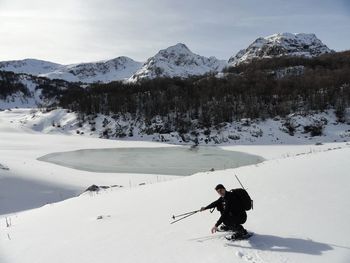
[200,184,248,240]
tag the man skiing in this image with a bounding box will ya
[200,184,248,240]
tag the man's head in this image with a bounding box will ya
[215,184,226,197]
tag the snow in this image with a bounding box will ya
[41,57,143,83]
[0,43,227,84]
[0,57,143,84]
[0,109,180,215]
[0,74,47,109]
[0,108,350,263]
[228,33,334,66]
[7,108,350,146]
[0,33,334,83]
[129,43,227,81]
[0,59,61,75]
[0,44,226,83]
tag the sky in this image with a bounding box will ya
[0,0,349,64]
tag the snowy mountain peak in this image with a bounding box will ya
[263,32,326,48]
[129,43,227,81]
[228,32,334,66]
[160,43,192,54]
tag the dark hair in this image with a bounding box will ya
[215,184,225,191]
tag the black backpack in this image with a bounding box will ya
[230,188,253,211]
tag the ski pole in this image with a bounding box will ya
[172,209,200,220]
[235,174,246,189]
[170,210,199,224]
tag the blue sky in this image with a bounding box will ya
[0,0,349,64]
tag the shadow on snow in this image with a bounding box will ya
[226,233,334,255]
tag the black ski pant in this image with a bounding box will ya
[223,211,247,232]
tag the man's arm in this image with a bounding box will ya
[214,198,232,227]
[214,212,226,227]
[211,200,229,234]
[200,198,220,211]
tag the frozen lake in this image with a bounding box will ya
[38,146,264,176]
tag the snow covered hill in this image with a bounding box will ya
[129,43,227,81]
[0,71,80,109]
[7,108,349,145]
[0,59,61,75]
[41,57,143,83]
[0,111,349,262]
[0,57,143,84]
[0,72,40,109]
[228,33,333,66]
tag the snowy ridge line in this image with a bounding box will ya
[0,57,143,84]
[0,32,333,83]
[0,44,226,83]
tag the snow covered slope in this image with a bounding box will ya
[129,43,227,81]
[7,107,350,145]
[0,43,226,84]
[0,109,349,262]
[0,112,349,262]
[229,33,333,66]
[0,71,79,109]
[0,59,61,75]
[0,109,179,215]
[41,57,142,83]
[0,73,40,109]
[0,57,143,83]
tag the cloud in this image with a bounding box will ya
[0,0,349,64]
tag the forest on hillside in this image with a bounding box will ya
[57,51,350,135]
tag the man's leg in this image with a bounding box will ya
[232,223,248,235]
[220,217,242,232]
[229,215,248,239]
[221,212,248,234]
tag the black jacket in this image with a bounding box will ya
[205,190,246,227]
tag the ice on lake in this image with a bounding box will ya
[38,146,264,176]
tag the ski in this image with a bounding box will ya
[225,232,253,241]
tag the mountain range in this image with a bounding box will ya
[0,33,334,84]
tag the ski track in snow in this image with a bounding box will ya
[230,238,289,263]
